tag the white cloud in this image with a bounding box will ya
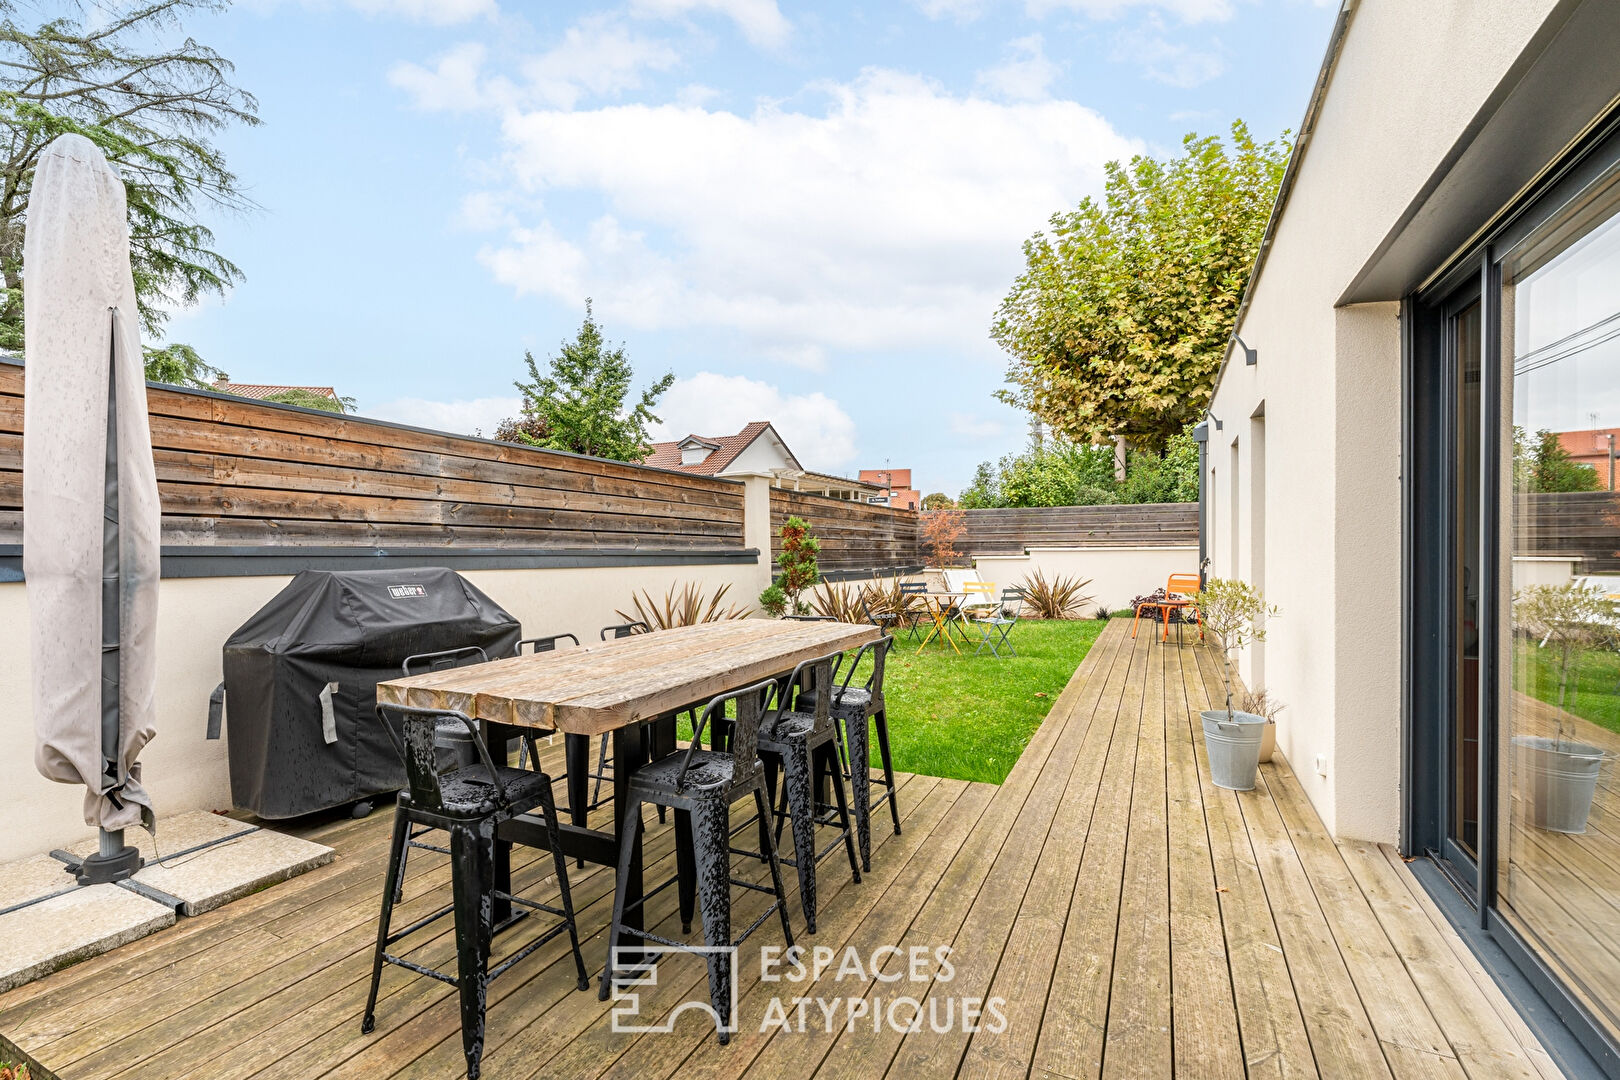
[975,34,1059,101]
[469,68,1139,361]
[522,15,682,109]
[948,412,1005,439]
[629,0,791,49]
[389,42,493,111]
[913,0,988,21]
[1113,22,1225,87]
[346,0,495,23]
[390,18,680,113]
[650,372,858,471]
[1027,0,1233,21]
[364,395,524,437]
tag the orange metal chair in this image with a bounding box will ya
[1131,573,1204,643]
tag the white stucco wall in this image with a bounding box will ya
[971,545,1200,613]
[1204,0,1563,841]
[0,558,765,864]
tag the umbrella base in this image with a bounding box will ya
[69,844,143,886]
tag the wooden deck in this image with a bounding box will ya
[0,620,1564,1079]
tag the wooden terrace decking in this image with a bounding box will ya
[0,620,1562,1078]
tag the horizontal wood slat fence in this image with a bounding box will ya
[0,362,747,553]
[1515,491,1620,572]
[939,503,1199,555]
[769,488,920,572]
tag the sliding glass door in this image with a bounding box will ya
[1500,173,1620,1040]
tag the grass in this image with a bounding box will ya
[880,618,1106,784]
[1515,637,1620,737]
[673,618,1107,786]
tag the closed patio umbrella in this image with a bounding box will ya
[23,133,160,884]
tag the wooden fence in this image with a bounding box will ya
[0,361,747,553]
[1514,491,1620,572]
[769,489,919,572]
[936,503,1199,555]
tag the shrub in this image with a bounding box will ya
[1016,569,1093,619]
[619,582,751,628]
[770,515,821,615]
[758,582,788,618]
[811,581,865,623]
[921,508,967,568]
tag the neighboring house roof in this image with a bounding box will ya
[212,379,339,402]
[803,470,882,491]
[643,420,783,475]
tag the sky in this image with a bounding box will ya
[157,0,1340,496]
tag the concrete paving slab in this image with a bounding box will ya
[63,811,335,916]
[0,884,174,993]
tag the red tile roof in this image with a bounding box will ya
[212,381,339,401]
[643,421,776,475]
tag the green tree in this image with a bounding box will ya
[142,342,217,388]
[0,0,259,353]
[958,424,1200,508]
[920,492,955,510]
[764,515,820,616]
[514,300,674,461]
[993,121,1289,450]
[262,387,354,414]
[1513,426,1602,493]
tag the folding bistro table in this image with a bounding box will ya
[375,619,880,950]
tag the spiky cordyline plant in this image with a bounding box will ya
[1191,578,1278,721]
[618,582,751,629]
[1015,569,1093,620]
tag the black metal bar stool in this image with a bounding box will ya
[598,677,795,1044]
[512,634,580,774]
[757,652,861,933]
[800,635,900,872]
[391,646,490,902]
[364,703,588,1080]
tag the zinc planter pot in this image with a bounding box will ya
[1201,710,1268,791]
[1513,735,1607,834]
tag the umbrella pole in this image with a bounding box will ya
[76,315,142,886]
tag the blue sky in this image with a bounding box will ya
[163,0,1338,495]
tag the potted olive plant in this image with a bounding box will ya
[1512,583,1616,833]
[1193,578,1280,790]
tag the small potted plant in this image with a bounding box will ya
[1193,577,1279,790]
[1240,688,1286,764]
[1511,583,1614,833]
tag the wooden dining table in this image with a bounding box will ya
[376,618,881,949]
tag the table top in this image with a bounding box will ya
[375,619,882,735]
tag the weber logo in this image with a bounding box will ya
[388,585,428,599]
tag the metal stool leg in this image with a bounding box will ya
[822,744,862,885]
[756,784,796,948]
[537,773,590,991]
[674,808,697,934]
[598,799,645,1001]
[779,741,821,932]
[842,711,873,872]
[873,708,902,836]
[449,822,495,1080]
[688,797,736,1043]
[361,805,410,1035]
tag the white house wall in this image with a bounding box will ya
[1205,0,1562,841]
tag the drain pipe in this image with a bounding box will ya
[1193,421,1210,586]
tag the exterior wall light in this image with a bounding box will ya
[1235,335,1258,366]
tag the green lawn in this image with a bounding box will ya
[1515,638,1620,736]
[675,618,1107,786]
[879,618,1106,784]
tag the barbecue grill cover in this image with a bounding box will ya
[220,567,520,818]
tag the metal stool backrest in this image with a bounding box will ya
[401,645,488,677]
[838,635,892,700]
[514,633,580,655]
[600,621,650,641]
[860,597,893,634]
[772,652,838,742]
[677,678,778,793]
[375,702,516,816]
